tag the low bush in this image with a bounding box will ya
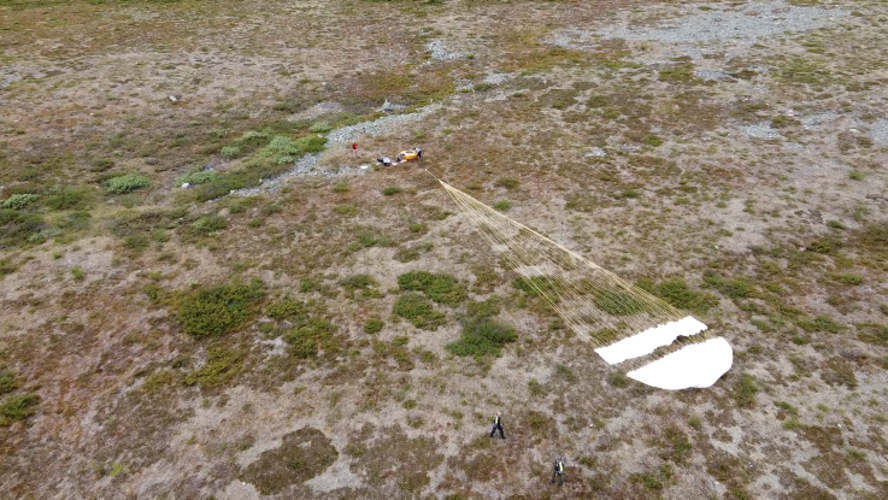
[104,173,150,194]
[364,318,384,334]
[0,393,41,426]
[2,193,39,210]
[284,317,340,358]
[177,280,265,338]
[0,210,46,247]
[732,373,758,408]
[394,292,447,330]
[398,270,466,305]
[593,289,643,315]
[45,188,89,210]
[190,215,227,236]
[183,348,244,388]
[446,317,517,357]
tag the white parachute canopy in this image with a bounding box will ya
[437,177,732,390]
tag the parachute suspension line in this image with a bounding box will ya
[437,178,733,389]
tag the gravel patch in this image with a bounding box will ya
[694,69,732,81]
[482,72,512,85]
[800,112,838,130]
[739,122,782,139]
[326,106,436,145]
[228,154,369,198]
[425,40,463,61]
[549,1,848,60]
[869,118,888,144]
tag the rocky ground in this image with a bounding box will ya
[1,0,887,499]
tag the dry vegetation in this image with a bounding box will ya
[2,0,888,498]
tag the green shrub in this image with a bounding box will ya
[732,373,758,408]
[284,317,340,358]
[266,298,306,321]
[90,158,115,172]
[363,318,384,334]
[703,270,755,299]
[383,186,402,196]
[309,121,333,133]
[642,279,719,314]
[2,193,39,210]
[295,135,327,154]
[446,317,517,357]
[0,210,46,248]
[394,292,447,330]
[398,271,466,305]
[0,370,19,396]
[220,145,241,159]
[796,315,842,333]
[593,289,643,315]
[0,393,41,426]
[177,280,265,338]
[45,188,89,210]
[183,348,244,388]
[104,173,150,194]
[607,371,629,388]
[332,182,349,193]
[848,170,864,181]
[177,169,220,186]
[70,267,85,280]
[494,178,519,189]
[190,215,227,236]
[466,297,501,319]
[493,200,511,211]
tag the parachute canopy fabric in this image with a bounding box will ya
[437,177,732,390]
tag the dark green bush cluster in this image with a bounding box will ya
[266,298,342,358]
[593,289,644,316]
[466,297,500,319]
[446,317,517,357]
[394,292,446,330]
[398,270,466,305]
[638,279,719,314]
[284,316,340,359]
[0,368,39,426]
[0,209,46,248]
[104,173,150,194]
[2,193,39,210]
[45,187,90,210]
[796,315,842,333]
[340,274,383,299]
[177,280,265,338]
[363,318,384,334]
[0,393,41,426]
[183,348,244,388]
[345,228,392,254]
[732,373,758,408]
[703,270,756,299]
[189,215,227,236]
[513,276,562,299]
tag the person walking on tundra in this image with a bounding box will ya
[551,457,565,485]
[489,411,505,439]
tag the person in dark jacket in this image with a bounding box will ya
[551,457,565,485]
[489,411,505,439]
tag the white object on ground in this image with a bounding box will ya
[627,337,733,390]
[595,316,707,365]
